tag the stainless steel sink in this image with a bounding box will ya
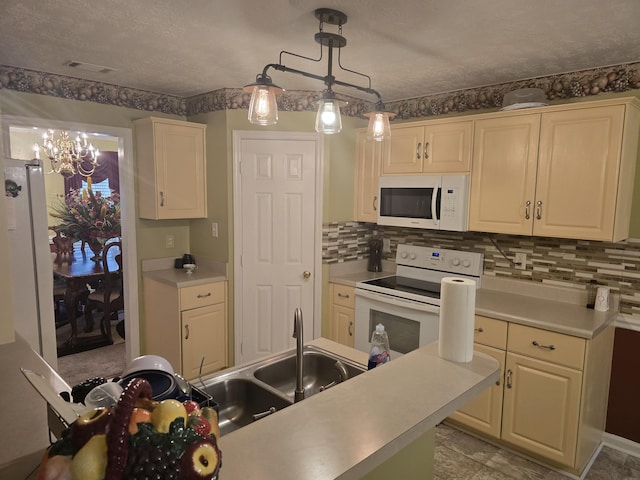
[254,349,365,400]
[204,377,292,436]
[203,346,366,436]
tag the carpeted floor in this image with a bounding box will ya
[56,314,127,387]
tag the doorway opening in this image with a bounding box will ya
[2,116,139,387]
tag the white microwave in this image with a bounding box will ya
[377,174,469,231]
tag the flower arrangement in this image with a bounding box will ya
[50,178,121,248]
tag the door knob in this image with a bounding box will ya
[303,271,311,279]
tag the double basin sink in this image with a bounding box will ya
[202,346,366,436]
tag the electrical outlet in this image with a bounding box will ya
[514,252,526,270]
[165,234,175,249]
[211,222,219,238]
[383,238,391,253]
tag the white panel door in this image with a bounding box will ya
[237,135,319,363]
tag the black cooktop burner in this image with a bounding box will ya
[363,276,441,299]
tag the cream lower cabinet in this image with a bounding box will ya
[449,319,614,475]
[469,98,640,241]
[383,120,472,175]
[330,283,355,347]
[354,129,383,222]
[134,117,207,219]
[144,278,228,380]
[448,316,507,438]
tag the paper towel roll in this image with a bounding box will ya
[438,277,477,362]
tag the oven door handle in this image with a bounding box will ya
[355,288,440,314]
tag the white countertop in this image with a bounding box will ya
[217,338,499,480]
[142,266,226,288]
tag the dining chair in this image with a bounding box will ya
[84,241,123,344]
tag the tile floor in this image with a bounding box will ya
[436,423,640,480]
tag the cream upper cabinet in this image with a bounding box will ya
[135,117,207,219]
[354,129,383,222]
[469,98,640,241]
[383,119,472,174]
[469,114,540,235]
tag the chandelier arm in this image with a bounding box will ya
[278,45,324,66]
[336,48,373,90]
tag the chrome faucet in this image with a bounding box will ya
[293,307,305,402]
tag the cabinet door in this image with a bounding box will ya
[354,130,383,222]
[448,344,505,438]
[502,352,582,468]
[332,305,355,347]
[383,125,424,174]
[422,120,472,173]
[181,303,227,380]
[469,114,540,235]
[533,106,624,240]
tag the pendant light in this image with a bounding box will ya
[244,8,392,139]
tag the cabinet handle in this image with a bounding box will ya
[506,369,512,389]
[525,200,531,220]
[184,324,190,340]
[373,195,378,212]
[416,142,422,160]
[474,327,484,333]
[536,200,542,220]
[348,321,353,337]
[160,191,165,207]
[424,142,430,160]
[532,340,555,351]
[337,293,350,299]
[197,292,212,298]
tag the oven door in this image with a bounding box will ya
[354,288,440,358]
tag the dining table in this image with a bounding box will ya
[52,243,119,356]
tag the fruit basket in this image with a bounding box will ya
[37,378,222,480]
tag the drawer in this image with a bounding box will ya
[473,316,508,349]
[180,282,225,311]
[332,283,355,309]
[507,323,585,370]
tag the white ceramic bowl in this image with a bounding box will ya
[183,263,197,274]
[121,354,174,377]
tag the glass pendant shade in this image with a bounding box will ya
[365,111,395,142]
[247,85,279,125]
[315,98,343,134]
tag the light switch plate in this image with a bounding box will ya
[514,252,526,270]
[165,234,175,248]
[211,222,219,238]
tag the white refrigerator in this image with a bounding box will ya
[4,158,58,366]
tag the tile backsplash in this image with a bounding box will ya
[322,222,640,320]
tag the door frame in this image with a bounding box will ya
[232,130,323,364]
[1,115,140,364]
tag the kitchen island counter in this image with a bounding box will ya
[217,338,499,480]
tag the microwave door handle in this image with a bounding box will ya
[432,186,440,226]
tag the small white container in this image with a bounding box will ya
[594,286,610,312]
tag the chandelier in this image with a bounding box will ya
[34,130,100,178]
[244,8,395,140]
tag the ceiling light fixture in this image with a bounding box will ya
[244,8,395,139]
[33,130,100,178]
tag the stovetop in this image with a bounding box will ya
[356,245,483,304]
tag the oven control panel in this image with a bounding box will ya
[396,244,483,277]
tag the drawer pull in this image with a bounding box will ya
[184,324,190,340]
[532,340,555,351]
[474,327,484,333]
[160,191,165,207]
[348,321,353,337]
[337,293,350,299]
[416,142,422,160]
[506,369,512,389]
[197,292,212,298]
[525,200,531,220]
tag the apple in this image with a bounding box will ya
[36,453,72,480]
[150,399,187,433]
[201,406,220,439]
[69,407,112,451]
[179,437,221,480]
[128,407,153,434]
[183,399,201,414]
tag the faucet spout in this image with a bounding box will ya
[293,307,305,402]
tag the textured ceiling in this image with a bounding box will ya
[1,0,639,102]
